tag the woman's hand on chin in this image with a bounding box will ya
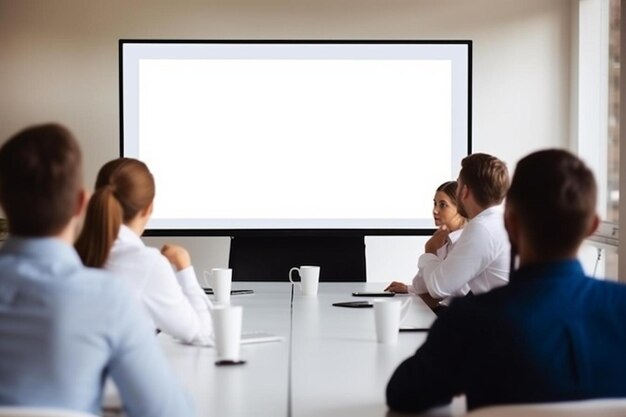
[425,225,450,254]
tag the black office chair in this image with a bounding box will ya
[229,235,366,282]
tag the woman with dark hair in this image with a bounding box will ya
[385,181,468,302]
[75,158,212,345]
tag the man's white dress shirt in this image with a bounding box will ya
[408,229,469,304]
[417,205,510,298]
[105,225,213,345]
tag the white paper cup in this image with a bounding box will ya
[211,268,232,304]
[212,305,243,361]
[288,266,320,296]
[374,299,402,344]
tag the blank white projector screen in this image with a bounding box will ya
[120,41,471,231]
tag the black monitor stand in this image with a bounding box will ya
[228,235,365,282]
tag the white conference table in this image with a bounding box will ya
[108,282,466,416]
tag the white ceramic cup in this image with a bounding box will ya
[211,305,243,361]
[373,299,402,344]
[203,268,232,304]
[288,266,320,296]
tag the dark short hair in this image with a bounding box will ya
[507,149,597,256]
[0,123,83,236]
[459,153,509,207]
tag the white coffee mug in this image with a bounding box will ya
[288,266,320,296]
[203,268,232,304]
[373,299,402,344]
[211,305,243,361]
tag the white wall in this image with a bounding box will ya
[0,0,573,280]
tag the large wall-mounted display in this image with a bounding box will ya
[120,40,471,235]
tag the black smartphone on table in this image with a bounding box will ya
[351,291,395,297]
[203,288,254,295]
[332,301,374,308]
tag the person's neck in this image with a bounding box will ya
[125,217,146,237]
[52,220,78,245]
[447,218,466,232]
[466,203,491,220]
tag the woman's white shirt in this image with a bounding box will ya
[105,225,213,345]
[409,229,469,304]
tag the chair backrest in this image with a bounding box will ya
[229,235,366,282]
[0,407,99,417]
[465,398,626,417]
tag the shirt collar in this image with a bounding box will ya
[448,228,463,244]
[1,236,83,268]
[510,259,586,284]
[472,204,504,221]
[116,224,146,248]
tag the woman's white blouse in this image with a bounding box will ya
[105,225,213,345]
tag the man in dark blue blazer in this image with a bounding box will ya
[386,149,626,413]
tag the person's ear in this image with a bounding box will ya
[75,188,89,217]
[586,214,601,238]
[459,184,470,201]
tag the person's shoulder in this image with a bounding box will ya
[0,255,15,275]
[77,267,153,325]
[445,284,511,319]
[463,206,508,245]
[141,246,174,271]
[458,219,497,244]
[111,237,157,259]
[66,265,137,303]
[473,206,505,228]
[592,277,626,290]
[130,244,168,266]
[586,277,626,307]
[109,241,169,269]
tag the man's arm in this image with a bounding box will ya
[107,291,195,417]
[418,222,495,298]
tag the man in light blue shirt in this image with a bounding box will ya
[0,124,194,416]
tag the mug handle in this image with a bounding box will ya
[289,267,301,288]
[202,270,212,288]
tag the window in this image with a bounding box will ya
[577,0,620,280]
[605,0,620,278]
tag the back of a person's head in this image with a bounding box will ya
[75,158,155,267]
[0,123,82,237]
[459,153,509,208]
[94,158,155,223]
[507,149,597,257]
